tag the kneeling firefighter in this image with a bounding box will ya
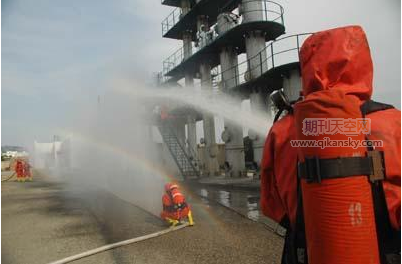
[160,183,194,226]
[261,25,401,264]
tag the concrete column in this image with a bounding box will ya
[199,62,220,176]
[181,0,193,88]
[187,115,197,156]
[282,68,301,102]
[180,0,191,14]
[220,46,239,90]
[242,0,267,80]
[221,118,245,177]
[244,32,268,79]
[249,92,270,166]
[242,0,270,167]
[196,15,219,176]
[183,32,194,87]
[218,16,245,177]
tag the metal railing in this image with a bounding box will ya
[162,46,184,77]
[160,0,285,79]
[161,0,285,38]
[162,40,199,78]
[201,33,312,89]
[158,121,200,179]
[162,7,182,36]
[159,34,312,88]
[240,0,284,24]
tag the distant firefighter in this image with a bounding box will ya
[15,159,25,182]
[161,183,194,226]
[24,161,32,181]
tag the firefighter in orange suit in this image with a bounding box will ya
[261,26,400,264]
[15,159,25,182]
[161,183,194,226]
[24,161,32,181]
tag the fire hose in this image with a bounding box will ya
[47,223,189,264]
[1,172,16,182]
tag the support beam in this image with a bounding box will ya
[282,68,302,102]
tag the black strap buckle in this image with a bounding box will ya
[368,150,385,183]
[298,156,322,183]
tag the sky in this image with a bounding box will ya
[2,0,401,148]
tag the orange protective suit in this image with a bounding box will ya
[297,25,401,231]
[160,183,193,225]
[15,160,25,182]
[261,25,401,264]
[260,114,298,226]
[24,162,32,180]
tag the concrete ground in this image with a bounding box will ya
[2,171,283,264]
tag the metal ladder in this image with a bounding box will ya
[158,122,200,180]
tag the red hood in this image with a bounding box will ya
[299,25,373,101]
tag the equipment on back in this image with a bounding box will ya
[293,25,400,264]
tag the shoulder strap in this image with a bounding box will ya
[288,164,308,264]
[360,100,394,117]
[361,100,400,263]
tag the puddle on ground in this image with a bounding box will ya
[193,186,286,236]
[196,187,260,221]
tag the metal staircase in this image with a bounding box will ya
[157,122,200,179]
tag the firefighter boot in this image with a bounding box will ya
[166,218,179,227]
[188,210,194,226]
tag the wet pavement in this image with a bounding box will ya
[2,171,284,264]
[197,176,260,191]
[190,185,286,236]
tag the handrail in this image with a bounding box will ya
[162,46,184,76]
[165,119,200,164]
[158,121,200,178]
[161,7,182,36]
[158,33,312,87]
[160,0,286,79]
[199,33,312,89]
[161,0,285,38]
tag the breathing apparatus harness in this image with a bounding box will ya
[292,100,400,264]
[164,189,188,213]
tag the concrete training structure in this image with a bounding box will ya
[158,0,310,178]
